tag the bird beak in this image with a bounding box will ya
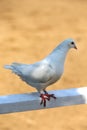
[74,45,77,49]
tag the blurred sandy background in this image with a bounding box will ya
[0,0,87,130]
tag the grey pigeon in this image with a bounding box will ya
[4,38,77,107]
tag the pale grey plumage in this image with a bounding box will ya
[4,38,77,93]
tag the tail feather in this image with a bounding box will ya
[4,62,22,70]
[4,63,22,76]
[4,65,13,70]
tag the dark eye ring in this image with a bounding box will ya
[71,42,74,45]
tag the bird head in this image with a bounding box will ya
[51,38,77,54]
[67,39,77,49]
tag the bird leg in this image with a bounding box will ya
[40,90,56,107]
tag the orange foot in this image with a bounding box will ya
[40,93,56,107]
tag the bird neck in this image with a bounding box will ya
[52,42,70,53]
[48,45,70,65]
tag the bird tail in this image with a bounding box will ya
[4,65,13,70]
[4,63,22,75]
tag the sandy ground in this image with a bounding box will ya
[0,0,87,130]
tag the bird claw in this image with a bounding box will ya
[40,93,56,107]
[49,94,56,99]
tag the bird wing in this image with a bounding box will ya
[20,62,56,84]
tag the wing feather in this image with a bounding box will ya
[20,63,55,84]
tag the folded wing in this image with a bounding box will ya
[4,62,56,84]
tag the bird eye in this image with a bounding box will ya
[71,42,74,45]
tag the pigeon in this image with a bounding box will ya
[4,38,77,107]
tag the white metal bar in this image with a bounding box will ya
[0,87,87,114]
